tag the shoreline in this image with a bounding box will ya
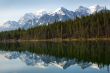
[0,38,110,43]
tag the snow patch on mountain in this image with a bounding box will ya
[53,7,69,15]
[35,9,48,16]
[89,5,105,13]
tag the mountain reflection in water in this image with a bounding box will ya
[0,41,110,73]
[2,51,106,70]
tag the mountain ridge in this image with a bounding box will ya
[0,5,105,31]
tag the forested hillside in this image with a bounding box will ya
[0,10,110,41]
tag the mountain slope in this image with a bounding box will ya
[1,21,20,31]
[75,6,90,17]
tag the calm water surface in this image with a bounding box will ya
[0,41,110,73]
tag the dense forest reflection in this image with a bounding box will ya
[0,41,110,67]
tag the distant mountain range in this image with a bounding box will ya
[0,5,105,31]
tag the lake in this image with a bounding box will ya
[0,41,110,73]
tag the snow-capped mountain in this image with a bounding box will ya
[18,7,77,29]
[4,21,20,28]
[1,21,20,31]
[52,7,76,19]
[19,13,39,29]
[75,6,90,17]
[89,5,105,13]
[0,5,106,31]
[36,7,75,26]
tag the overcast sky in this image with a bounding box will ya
[0,0,109,25]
